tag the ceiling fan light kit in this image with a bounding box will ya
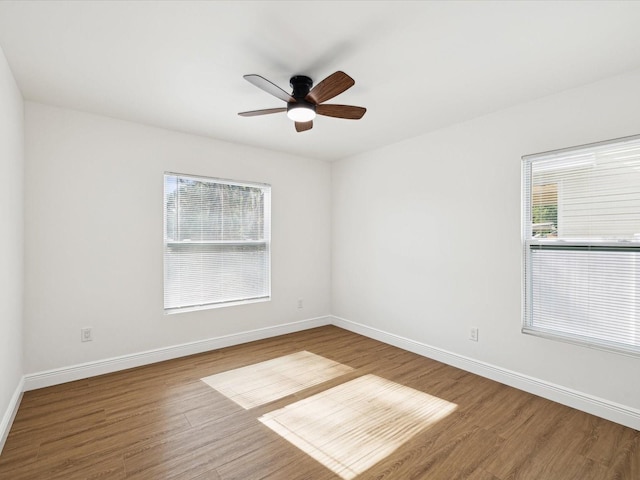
[239,71,366,133]
[287,102,316,122]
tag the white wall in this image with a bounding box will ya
[332,69,640,411]
[24,102,331,373]
[0,45,24,440]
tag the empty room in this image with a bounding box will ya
[1,1,640,479]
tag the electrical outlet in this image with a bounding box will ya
[297,298,304,309]
[81,327,93,342]
[469,327,479,342]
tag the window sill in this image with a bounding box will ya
[165,296,270,315]
[522,327,640,358]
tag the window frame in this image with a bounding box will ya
[522,134,640,357]
[163,172,271,314]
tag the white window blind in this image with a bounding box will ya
[164,173,271,313]
[523,135,640,355]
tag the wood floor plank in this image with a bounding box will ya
[465,468,502,480]
[357,413,490,479]
[123,410,261,479]
[579,415,638,467]
[1,325,638,480]
[214,436,334,480]
[1,446,126,480]
[409,427,504,480]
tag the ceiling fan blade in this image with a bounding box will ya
[316,104,366,119]
[238,107,286,117]
[306,71,355,104]
[295,121,313,132]
[243,74,295,103]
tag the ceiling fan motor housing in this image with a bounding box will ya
[290,75,313,99]
[287,75,316,120]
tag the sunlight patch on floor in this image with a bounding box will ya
[259,374,457,480]
[200,351,354,409]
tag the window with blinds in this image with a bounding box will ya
[164,173,271,313]
[523,135,640,355]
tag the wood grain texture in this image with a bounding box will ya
[306,71,354,104]
[295,120,313,132]
[0,326,638,479]
[316,104,366,120]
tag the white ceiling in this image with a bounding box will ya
[2,1,640,161]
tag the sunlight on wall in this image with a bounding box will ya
[259,374,457,480]
[200,351,354,409]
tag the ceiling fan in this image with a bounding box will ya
[238,71,366,132]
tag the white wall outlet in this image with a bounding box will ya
[81,327,93,342]
[469,327,479,342]
[297,298,304,309]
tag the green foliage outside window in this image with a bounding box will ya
[532,204,557,237]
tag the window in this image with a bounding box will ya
[164,173,271,313]
[523,135,640,355]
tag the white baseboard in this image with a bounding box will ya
[23,316,332,392]
[331,315,640,431]
[0,376,24,455]
[15,314,640,432]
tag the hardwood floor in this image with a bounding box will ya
[0,325,638,479]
